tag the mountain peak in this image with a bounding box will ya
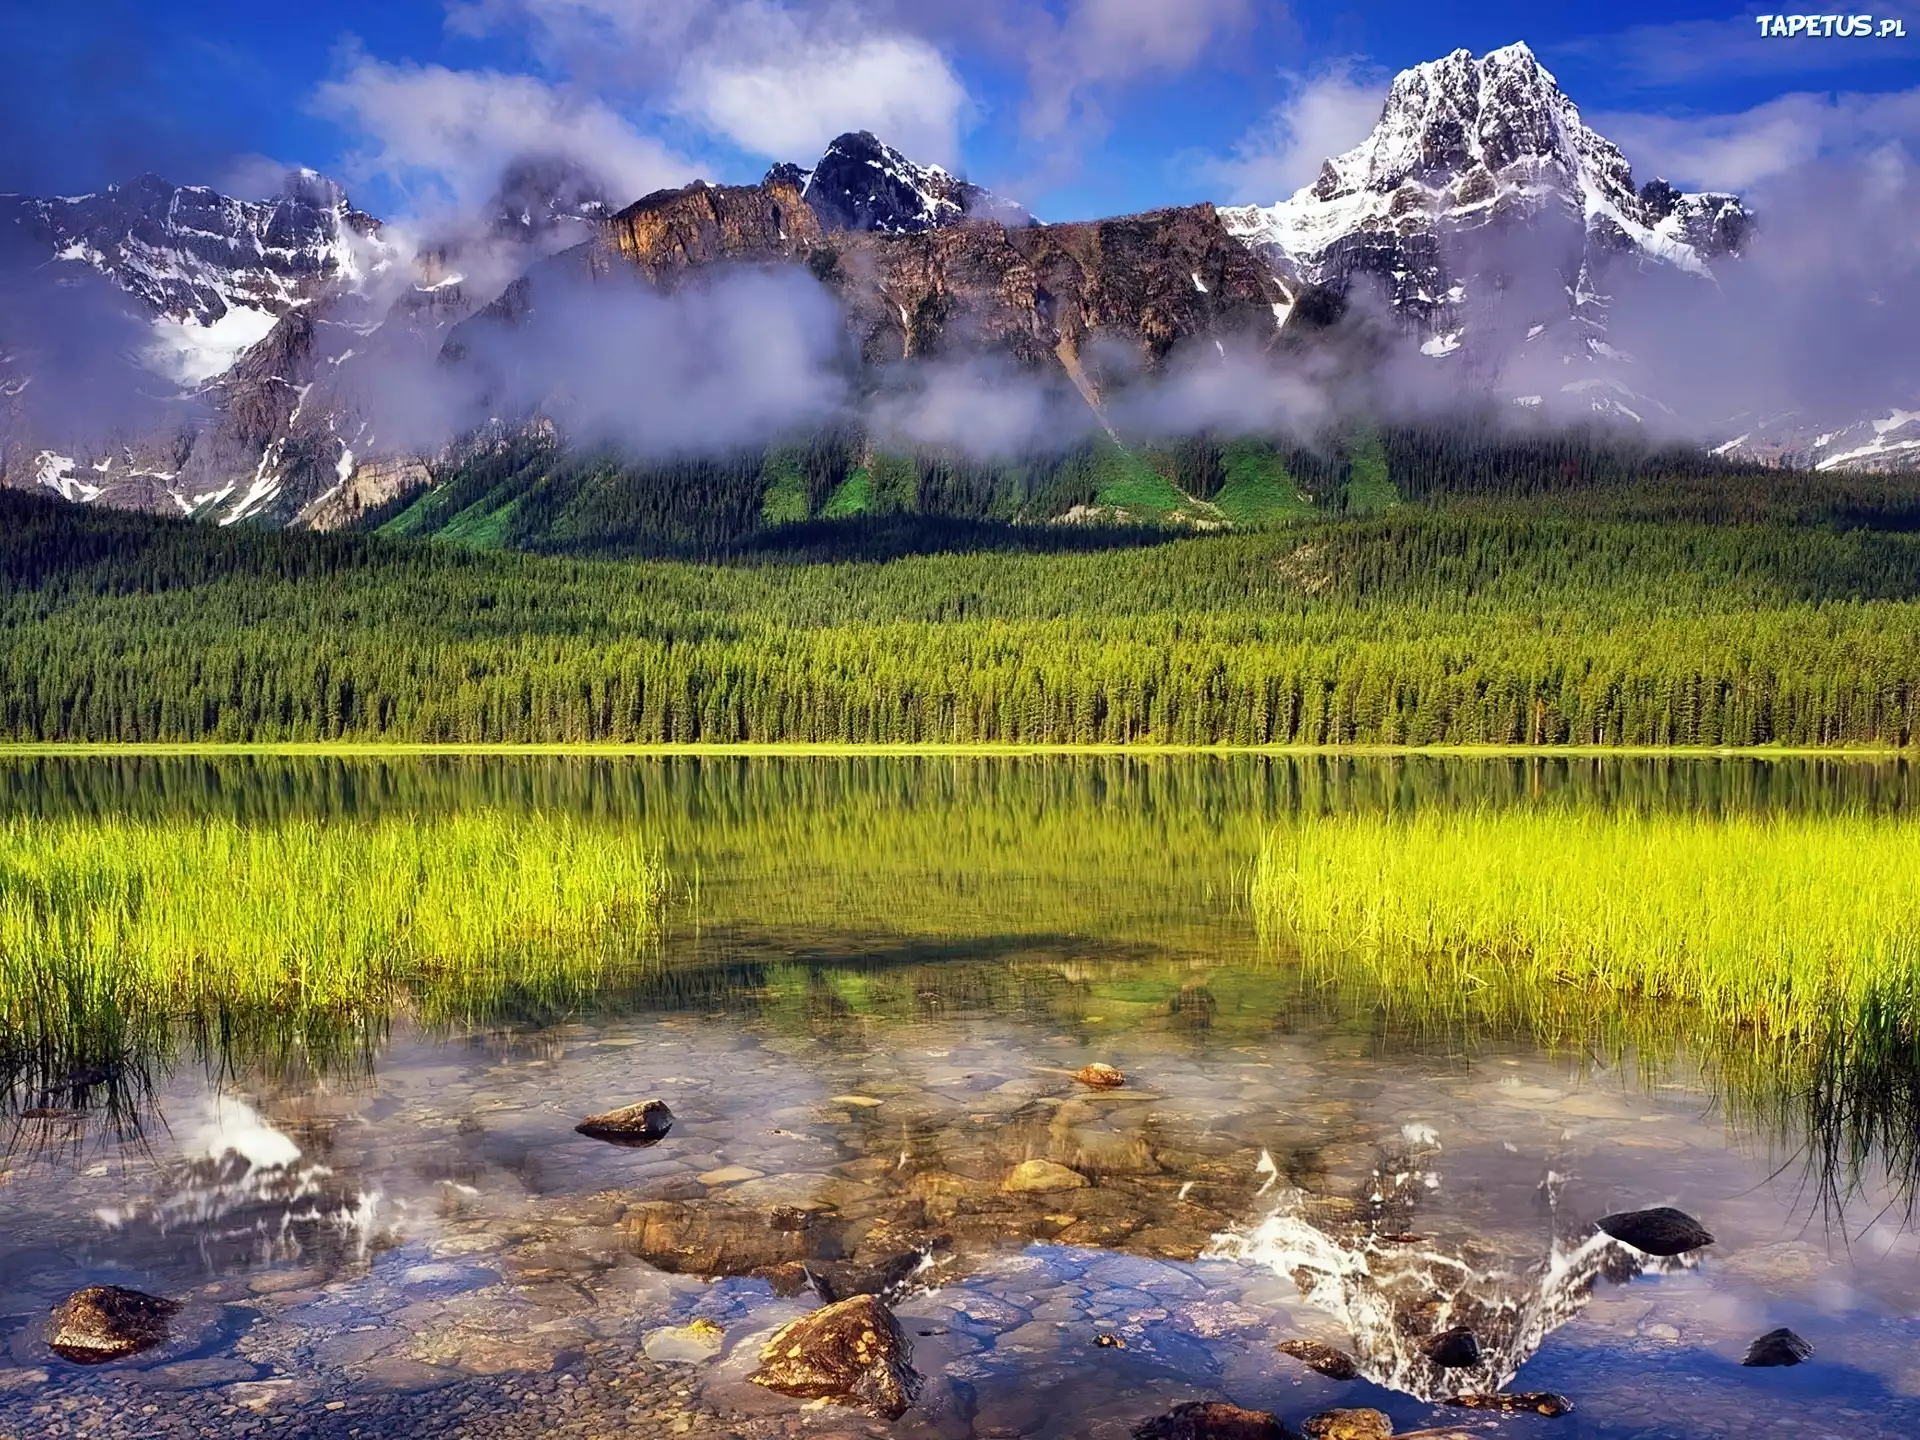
[799,131,1031,235]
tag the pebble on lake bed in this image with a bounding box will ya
[1002,1158,1091,1193]
[1447,1391,1575,1416]
[574,1098,674,1146]
[1743,1327,1814,1367]
[1278,1337,1360,1380]
[1301,1408,1393,1440]
[1132,1400,1290,1439]
[1075,1062,1126,1088]
[47,1286,178,1364]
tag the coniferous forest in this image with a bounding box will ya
[7,428,1920,749]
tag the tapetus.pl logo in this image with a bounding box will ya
[1752,13,1908,34]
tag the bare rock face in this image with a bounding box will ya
[1133,1400,1292,1439]
[1595,1206,1713,1257]
[299,456,432,531]
[48,1286,178,1364]
[748,1294,920,1419]
[575,1098,674,1147]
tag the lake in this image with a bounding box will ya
[3,753,1919,1440]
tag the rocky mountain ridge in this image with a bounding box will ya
[3,48,1913,530]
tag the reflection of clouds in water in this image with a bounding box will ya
[1206,1135,1693,1402]
[95,1095,381,1274]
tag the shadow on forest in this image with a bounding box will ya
[726,514,1183,564]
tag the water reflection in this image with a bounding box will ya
[4,754,1920,1438]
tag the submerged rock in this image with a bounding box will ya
[806,1249,932,1304]
[1595,1206,1713,1256]
[1742,1327,1813,1367]
[1422,1325,1482,1368]
[1278,1337,1361,1380]
[1002,1158,1089,1193]
[1301,1409,1393,1440]
[642,1318,725,1364]
[1133,1401,1291,1439]
[749,1294,920,1419]
[47,1286,178,1364]
[1446,1391,1574,1416]
[575,1099,673,1147]
[1076,1062,1126,1089]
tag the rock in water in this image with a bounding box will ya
[1596,1206,1714,1256]
[1002,1158,1089,1193]
[1422,1325,1482,1368]
[1447,1392,1575,1416]
[1278,1338,1361,1380]
[1133,1401,1291,1439]
[48,1287,178,1364]
[1075,1063,1126,1089]
[575,1099,673,1147]
[1743,1328,1813,1367]
[749,1294,920,1419]
[1302,1409,1393,1440]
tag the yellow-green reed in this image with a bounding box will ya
[1253,805,1920,1042]
[0,811,668,1058]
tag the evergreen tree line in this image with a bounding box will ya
[8,486,1920,748]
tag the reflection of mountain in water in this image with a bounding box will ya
[95,1096,381,1274]
[1206,1133,1693,1401]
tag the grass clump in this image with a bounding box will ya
[0,811,669,1069]
[1253,805,1920,1039]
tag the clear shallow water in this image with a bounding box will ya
[5,754,1920,1439]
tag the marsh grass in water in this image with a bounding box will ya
[1255,805,1920,1212]
[0,812,669,1096]
[1255,806,1920,1039]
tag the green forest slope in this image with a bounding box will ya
[8,445,1920,747]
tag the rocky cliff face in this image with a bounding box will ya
[459,170,1291,412]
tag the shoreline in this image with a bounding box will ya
[0,741,1910,760]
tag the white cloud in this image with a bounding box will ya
[1201,59,1386,203]
[1594,85,1920,191]
[445,0,973,165]
[1024,0,1254,136]
[674,3,972,163]
[312,52,697,213]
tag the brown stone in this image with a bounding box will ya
[1446,1392,1575,1416]
[1075,1063,1126,1089]
[47,1286,178,1364]
[575,1099,673,1147]
[749,1294,920,1419]
[1595,1206,1713,1257]
[1133,1401,1291,1439]
[1002,1159,1089,1194]
[1278,1337,1361,1380]
[1302,1410,1392,1440]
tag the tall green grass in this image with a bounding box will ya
[0,812,668,1079]
[1253,806,1920,1040]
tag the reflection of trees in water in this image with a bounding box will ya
[1208,1139,1694,1403]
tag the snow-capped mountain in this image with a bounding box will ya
[784,130,1032,235]
[0,170,389,385]
[1221,43,1749,423]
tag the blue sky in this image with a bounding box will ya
[4,0,1915,221]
